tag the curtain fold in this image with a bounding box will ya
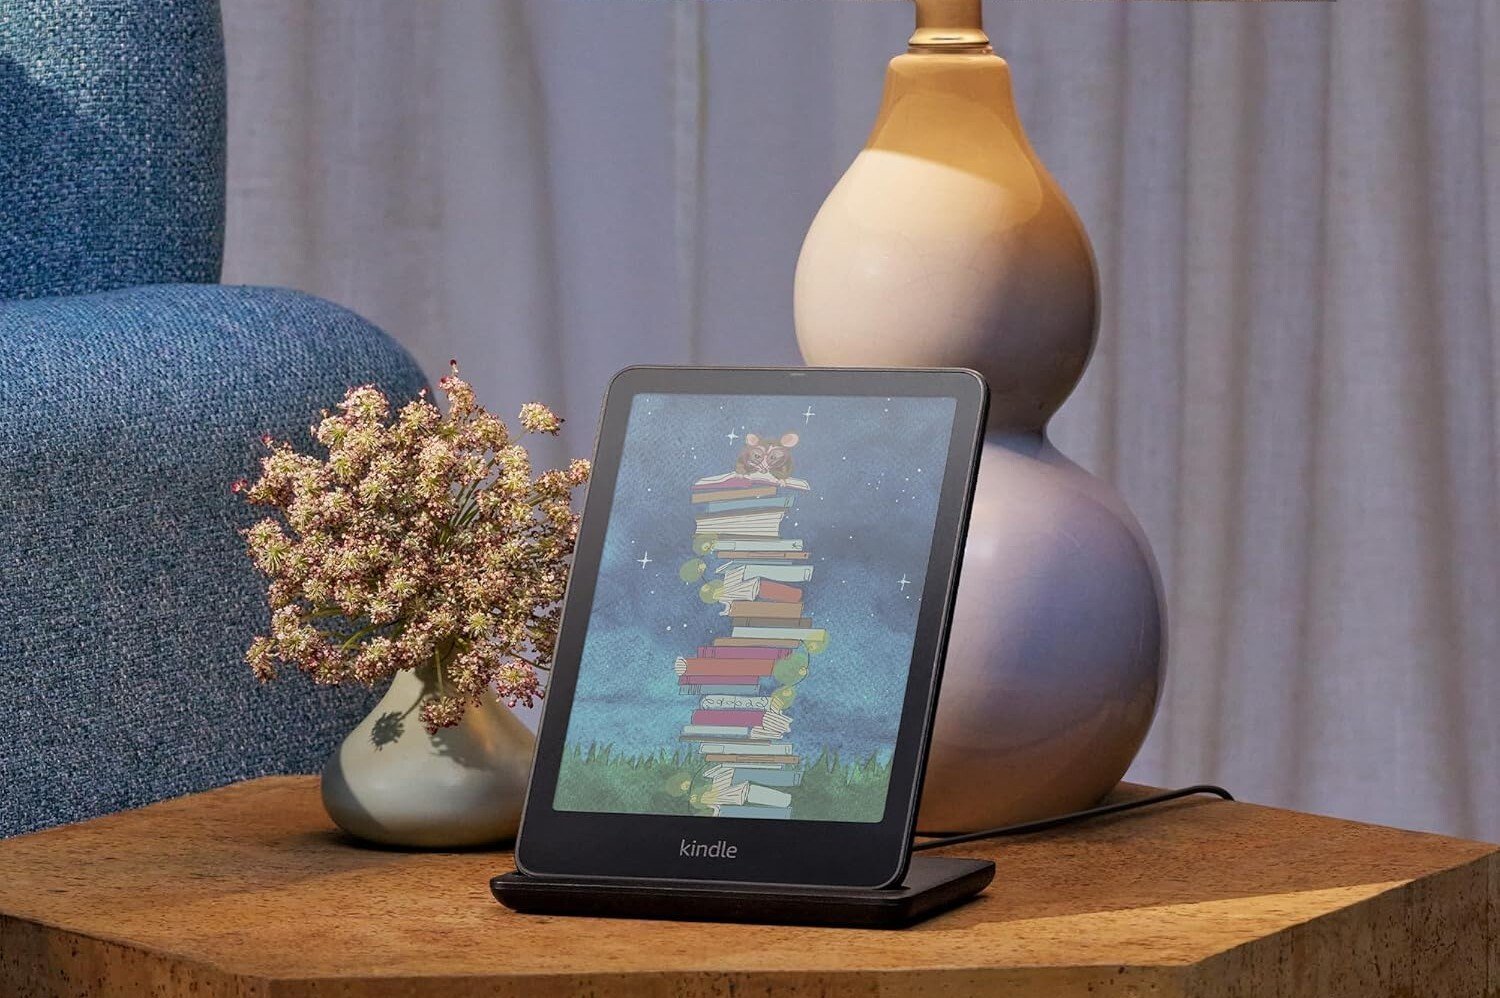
[222,0,1499,840]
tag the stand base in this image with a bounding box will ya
[490,855,994,929]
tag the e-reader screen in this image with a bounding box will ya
[552,393,958,824]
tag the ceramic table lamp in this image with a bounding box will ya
[796,0,1160,831]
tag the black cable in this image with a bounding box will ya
[911,784,1235,852]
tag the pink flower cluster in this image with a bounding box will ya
[239,365,590,733]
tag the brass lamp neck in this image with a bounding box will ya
[908,0,992,54]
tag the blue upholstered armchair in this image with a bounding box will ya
[0,1,426,836]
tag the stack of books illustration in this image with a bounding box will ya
[675,469,825,819]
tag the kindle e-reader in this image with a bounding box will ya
[512,367,987,890]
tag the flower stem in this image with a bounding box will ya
[340,623,379,650]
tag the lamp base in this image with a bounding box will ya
[795,41,1164,833]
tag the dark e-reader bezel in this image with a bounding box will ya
[515,366,988,890]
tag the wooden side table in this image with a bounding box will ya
[0,777,1493,996]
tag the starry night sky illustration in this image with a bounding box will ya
[560,392,957,769]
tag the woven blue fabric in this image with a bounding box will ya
[0,0,226,299]
[0,285,427,838]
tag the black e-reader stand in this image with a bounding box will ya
[490,854,994,929]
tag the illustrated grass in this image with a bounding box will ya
[554,742,893,823]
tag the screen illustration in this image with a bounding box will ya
[554,393,957,823]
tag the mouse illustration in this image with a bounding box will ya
[735,432,799,479]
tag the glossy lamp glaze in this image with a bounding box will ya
[794,2,1164,831]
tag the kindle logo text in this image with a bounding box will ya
[679,838,738,860]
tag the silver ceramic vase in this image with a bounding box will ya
[794,14,1164,831]
[321,665,535,848]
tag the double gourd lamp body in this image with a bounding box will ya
[796,0,1160,831]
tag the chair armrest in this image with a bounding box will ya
[0,284,427,837]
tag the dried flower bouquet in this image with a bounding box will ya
[237,364,590,733]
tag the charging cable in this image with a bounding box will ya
[912,784,1235,852]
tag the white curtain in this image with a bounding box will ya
[221,0,1500,841]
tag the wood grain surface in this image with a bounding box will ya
[0,777,1493,997]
